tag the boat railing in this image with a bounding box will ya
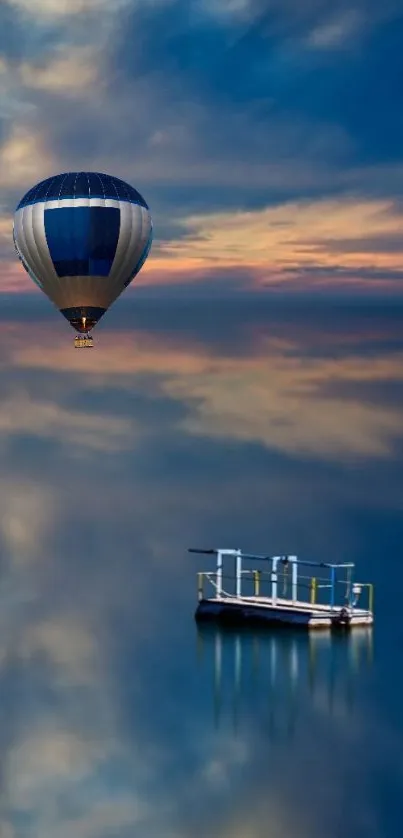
[192,548,374,616]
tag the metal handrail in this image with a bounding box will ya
[197,567,374,613]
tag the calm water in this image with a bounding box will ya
[0,295,402,838]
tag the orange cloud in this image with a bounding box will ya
[0,263,33,294]
[2,320,402,461]
[2,195,403,296]
[153,197,403,273]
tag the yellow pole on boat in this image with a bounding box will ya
[253,570,260,597]
[310,577,317,605]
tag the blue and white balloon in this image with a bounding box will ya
[13,171,153,333]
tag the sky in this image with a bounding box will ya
[1,0,403,299]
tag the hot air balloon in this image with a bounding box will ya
[13,171,153,347]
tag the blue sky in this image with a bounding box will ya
[1,0,403,295]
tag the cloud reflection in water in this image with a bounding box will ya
[0,296,401,837]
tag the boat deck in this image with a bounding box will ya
[196,595,373,629]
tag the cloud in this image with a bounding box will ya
[0,391,139,453]
[0,215,13,255]
[6,729,98,793]
[306,11,362,49]
[0,478,57,568]
[3,314,403,461]
[151,197,403,286]
[19,617,100,686]
[200,0,252,21]
[19,47,99,95]
[11,332,213,377]
[1,0,403,297]
[0,125,56,191]
[46,800,149,838]
[163,349,403,459]
[6,0,124,18]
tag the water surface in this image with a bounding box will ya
[0,295,402,838]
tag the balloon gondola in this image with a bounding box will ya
[13,171,153,346]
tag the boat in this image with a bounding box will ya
[189,547,374,630]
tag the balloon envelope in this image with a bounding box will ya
[13,171,153,332]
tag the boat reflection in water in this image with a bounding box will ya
[196,625,373,739]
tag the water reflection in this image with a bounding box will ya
[0,297,401,836]
[196,626,374,738]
